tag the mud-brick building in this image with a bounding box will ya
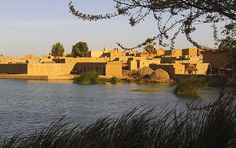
[71,62,122,78]
[0,60,122,79]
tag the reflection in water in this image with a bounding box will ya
[26,80,73,84]
[0,79,219,139]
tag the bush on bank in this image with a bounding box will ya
[73,71,99,85]
[1,95,235,148]
[110,76,120,84]
[174,77,207,98]
[73,71,122,85]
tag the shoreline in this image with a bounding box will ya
[0,74,75,80]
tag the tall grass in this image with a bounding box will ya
[1,95,235,148]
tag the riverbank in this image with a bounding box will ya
[0,72,226,85]
[0,74,75,80]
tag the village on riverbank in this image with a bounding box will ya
[0,44,231,85]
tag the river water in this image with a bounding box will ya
[0,79,220,139]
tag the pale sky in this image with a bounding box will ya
[0,0,215,56]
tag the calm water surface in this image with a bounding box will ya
[0,79,219,139]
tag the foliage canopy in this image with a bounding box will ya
[51,42,64,58]
[69,0,236,49]
[143,38,156,54]
[218,37,236,80]
[71,42,89,57]
[219,37,236,55]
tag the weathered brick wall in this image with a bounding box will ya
[27,63,75,75]
[106,62,122,78]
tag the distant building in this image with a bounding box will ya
[87,50,104,58]
[0,56,122,78]
[182,48,200,58]
[153,48,165,57]
[0,47,214,80]
[72,62,122,78]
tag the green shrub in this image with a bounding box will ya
[174,77,206,98]
[110,76,120,84]
[73,71,99,85]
